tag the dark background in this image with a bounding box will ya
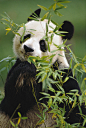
[0,0,86,91]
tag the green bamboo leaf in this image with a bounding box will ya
[36,119,44,125]
[41,73,47,82]
[55,6,65,11]
[53,3,56,10]
[36,113,43,119]
[15,32,21,36]
[73,63,80,71]
[48,86,55,93]
[54,10,63,17]
[18,112,21,117]
[48,98,52,107]
[38,5,48,11]
[41,12,49,21]
[6,30,11,35]
[82,55,86,63]
[0,21,10,27]
[57,3,64,7]
[79,95,83,106]
[51,34,54,42]
[10,120,15,127]
[28,17,39,21]
[63,77,69,83]
[53,26,58,32]
[21,117,28,120]
[41,103,48,109]
[42,79,46,91]
[56,31,68,34]
[83,118,86,127]
[51,20,59,26]
[81,64,86,72]
[66,46,78,63]
[48,42,50,52]
[46,23,48,38]
[40,92,50,96]
[72,96,77,108]
[0,67,6,73]
[48,3,55,10]
[21,23,26,42]
[48,77,58,84]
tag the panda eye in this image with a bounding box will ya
[20,34,31,43]
[39,40,47,52]
[39,40,45,46]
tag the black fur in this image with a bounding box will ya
[59,21,74,40]
[0,59,86,126]
[0,59,41,118]
[27,8,41,21]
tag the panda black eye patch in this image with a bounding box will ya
[39,40,47,52]
[20,34,31,43]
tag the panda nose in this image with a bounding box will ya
[24,45,34,52]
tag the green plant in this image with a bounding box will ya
[0,0,86,127]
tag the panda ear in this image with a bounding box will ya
[27,8,41,21]
[59,21,74,40]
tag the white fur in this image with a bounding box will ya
[13,20,69,69]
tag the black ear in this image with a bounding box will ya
[59,21,74,40]
[27,8,41,21]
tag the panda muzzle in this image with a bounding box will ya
[24,45,34,53]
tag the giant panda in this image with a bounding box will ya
[0,8,86,128]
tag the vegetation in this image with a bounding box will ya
[0,0,86,127]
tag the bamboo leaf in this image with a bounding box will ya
[10,120,15,127]
[6,30,10,35]
[36,119,44,125]
[5,27,11,31]
[81,64,86,73]
[55,6,65,11]
[63,77,69,83]
[54,10,63,17]
[41,73,47,82]
[57,3,64,7]
[21,117,28,120]
[18,112,21,117]
[53,3,56,10]
[38,5,48,11]
[17,118,21,125]
[48,98,52,107]
[41,12,49,21]
[83,118,86,127]
[40,92,50,96]
[48,3,55,10]
[48,86,55,93]
[51,20,59,26]
[21,23,26,42]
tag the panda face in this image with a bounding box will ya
[13,9,74,69]
[13,20,63,63]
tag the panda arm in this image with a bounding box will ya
[0,60,41,117]
[61,69,86,125]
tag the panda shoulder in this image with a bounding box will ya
[6,59,36,83]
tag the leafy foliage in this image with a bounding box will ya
[0,0,86,127]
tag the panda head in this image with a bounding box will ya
[13,9,74,69]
